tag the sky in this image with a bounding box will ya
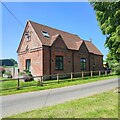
[1,2,108,61]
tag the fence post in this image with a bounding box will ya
[13,67,15,78]
[40,76,43,86]
[71,72,73,81]
[105,70,107,75]
[17,69,20,90]
[110,70,112,75]
[38,77,40,86]
[99,70,101,76]
[82,71,84,79]
[91,71,93,77]
[57,73,59,84]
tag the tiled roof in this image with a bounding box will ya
[29,20,102,55]
[50,34,61,46]
[84,41,103,55]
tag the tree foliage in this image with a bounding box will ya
[0,58,17,66]
[106,52,117,68]
[90,2,120,61]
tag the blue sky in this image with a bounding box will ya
[2,2,108,61]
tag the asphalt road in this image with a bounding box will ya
[1,78,118,118]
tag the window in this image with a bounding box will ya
[26,59,31,71]
[56,56,63,70]
[81,58,86,70]
[42,31,50,38]
[25,31,31,41]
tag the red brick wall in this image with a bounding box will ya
[18,22,42,52]
[43,36,73,75]
[43,37,104,76]
[18,24,103,76]
[89,54,103,71]
[43,46,50,75]
[74,42,90,72]
[18,22,43,76]
[18,50,43,76]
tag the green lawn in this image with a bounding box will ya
[9,89,118,118]
[0,75,118,96]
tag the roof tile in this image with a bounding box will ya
[29,20,102,55]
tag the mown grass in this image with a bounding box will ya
[9,89,118,118]
[0,75,118,96]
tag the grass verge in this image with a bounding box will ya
[8,88,118,118]
[1,75,118,96]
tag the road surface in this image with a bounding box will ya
[1,78,118,118]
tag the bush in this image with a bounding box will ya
[4,70,12,78]
[22,70,34,82]
[18,71,24,76]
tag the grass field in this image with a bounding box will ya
[8,89,118,118]
[0,74,118,96]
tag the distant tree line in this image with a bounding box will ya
[0,59,18,66]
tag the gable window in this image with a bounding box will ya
[25,31,31,41]
[81,58,86,70]
[42,31,50,38]
[56,56,63,70]
[26,59,31,71]
[26,35,31,41]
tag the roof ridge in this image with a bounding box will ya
[81,39,91,42]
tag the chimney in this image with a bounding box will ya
[89,38,92,42]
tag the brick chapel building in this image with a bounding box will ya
[17,20,103,76]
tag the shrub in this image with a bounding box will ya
[4,70,12,78]
[23,69,32,76]
[22,70,34,82]
[18,71,24,76]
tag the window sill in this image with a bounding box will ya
[55,69,64,70]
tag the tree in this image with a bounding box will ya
[106,51,117,68]
[10,58,17,65]
[0,59,18,66]
[90,2,120,62]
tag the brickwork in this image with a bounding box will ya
[17,21,103,76]
[18,22,43,76]
[42,37,103,76]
